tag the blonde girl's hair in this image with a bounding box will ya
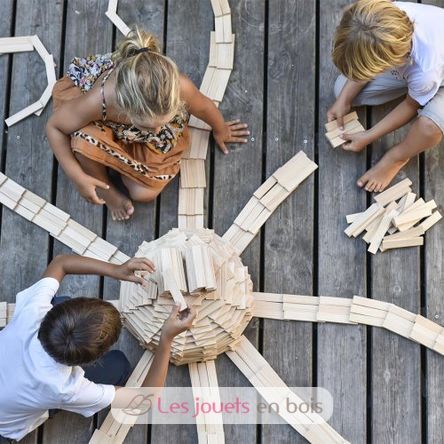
[332,0,414,81]
[112,28,183,121]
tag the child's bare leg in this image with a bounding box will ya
[121,176,162,203]
[74,153,134,221]
[358,116,443,192]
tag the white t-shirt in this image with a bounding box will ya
[0,278,115,440]
[393,2,444,106]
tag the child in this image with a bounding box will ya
[0,254,195,441]
[47,28,249,221]
[328,0,444,192]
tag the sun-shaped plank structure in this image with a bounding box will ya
[120,228,254,365]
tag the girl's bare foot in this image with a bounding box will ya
[97,185,134,221]
[357,153,409,193]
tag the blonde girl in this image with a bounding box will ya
[47,28,249,220]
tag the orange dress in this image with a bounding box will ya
[52,53,190,191]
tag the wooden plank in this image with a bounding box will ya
[151,1,214,442]
[42,1,112,443]
[317,0,367,441]
[211,1,262,443]
[370,107,421,442]
[262,1,315,443]
[0,4,62,443]
[0,8,40,443]
[423,0,444,431]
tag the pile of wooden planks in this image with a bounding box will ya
[178,0,235,231]
[325,111,365,148]
[252,293,444,357]
[0,35,56,126]
[120,228,254,365]
[226,336,350,444]
[0,173,129,264]
[189,360,225,444]
[344,178,442,254]
[223,151,318,254]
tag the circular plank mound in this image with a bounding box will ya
[119,228,254,365]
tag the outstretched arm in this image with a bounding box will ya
[43,255,155,284]
[179,74,250,154]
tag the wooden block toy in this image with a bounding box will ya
[350,296,391,327]
[373,178,412,206]
[253,176,277,199]
[420,211,442,232]
[434,334,444,355]
[199,66,217,96]
[5,100,43,127]
[183,128,210,160]
[368,204,399,254]
[382,226,425,241]
[219,0,231,15]
[180,159,206,188]
[207,68,232,102]
[346,212,362,224]
[105,9,130,35]
[382,304,416,338]
[215,14,233,43]
[210,0,223,16]
[324,111,358,132]
[88,237,119,261]
[344,203,384,238]
[317,296,356,324]
[410,315,443,347]
[185,244,217,293]
[216,36,235,70]
[380,236,423,252]
[178,187,205,216]
[393,200,435,227]
[326,119,366,148]
[162,271,188,311]
[0,36,34,54]
[188,114,212,131]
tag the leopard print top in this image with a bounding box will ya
[67,53,187,154]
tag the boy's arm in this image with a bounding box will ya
[179,74,249,154]
[327,79,368,128]
[43,254,155,284]
[341,95,420,151]
[112,306,196,408]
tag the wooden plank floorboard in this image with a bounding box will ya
[370,104,422,442]
[262,0,315,442]
[0,0,13,165]
[0,1,64,443]
[42,1,113,442]
[211,0,264,442]
[151,1,213,442]
[317,1,368,443]
[101,1,165,443]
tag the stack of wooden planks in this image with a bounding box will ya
[0,172,128,264]
[120,228,254,366]
[252,293,444,357]
[325,111,365,148]
[223,150,318,254]
[344,178,442,254]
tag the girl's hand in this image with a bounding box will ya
[213,119,250,154]
[161,306,196,341]
[76,174,110,205]
[341,131,370,152]
[115,257,156,283]
[327,99,351,129]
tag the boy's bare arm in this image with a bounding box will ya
[327,79,368,127]
[43,255,155,284]
[113,307,196,408]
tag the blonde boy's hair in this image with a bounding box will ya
[332,0,414,81]
[112,28,183,122]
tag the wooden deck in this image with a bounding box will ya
[1,0,443,443]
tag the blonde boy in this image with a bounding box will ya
[328,0,444,191]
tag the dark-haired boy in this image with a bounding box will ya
[0,254,195,441]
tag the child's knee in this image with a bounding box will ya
[128,187,160,202]
[417,116,443,146]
